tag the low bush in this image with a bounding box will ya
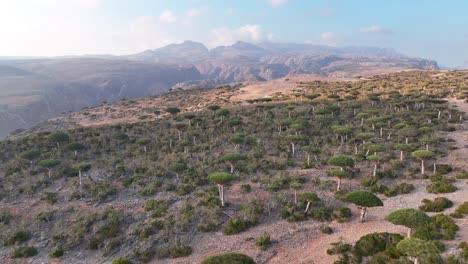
[12,246,38,258]
[240,184,251,193]
[333,207,352,223]
[224,217,255,235]
[354,232,404,257]
[133,248,155,263]
[144,199,169,218]
[320,225,333,234]
[44,192,58,204]
[435,164,453,175]
[450,202,468,218]
[326,240,352,255]
[426,176,457,193]
[414,214,459,240]
[49,246,64,258]
[419,197,453,212]
[0,209,11,224]
[256,232,271,250]
[201,253,255,264]
[455,171,468,179]
[169,245,192,258]
[3,230,30,246]
[112,257,132,264]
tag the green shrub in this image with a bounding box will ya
[0,209,11,224]
[49,246,64,258]
[112,257,132,264]
[12,246,38,258]
[327,240,352,255]
[240,184,251,193]
[144,199,169,217]
[414,214,459,240]
[426,178,457,193]
[224,217,254,235]
[354,232,404,257]
[419,197,453,212]
[435,164,453,175]
[201,253,256,264]
[256,232,271,250]
[3,230,30,246]
[455,171,468,179]
[333,207,352,223]
[83,181,117,202]
[44,192,58,204]
[320,225,333,234]
[103,238,122,256]
[134,248,155,263]
[169,245,192,258]
[450,202,468,218]
[310,207,334,222]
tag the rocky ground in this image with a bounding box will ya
[161,98,468,264]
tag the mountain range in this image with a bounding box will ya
[0,41,438,138]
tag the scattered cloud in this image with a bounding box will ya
[182,8,205,25]
[360,25,393,34]
[319,7,335,17]
[208,24,270,47]
[305,32,339,46]
[269,0,288,7]
[159,10,178,24]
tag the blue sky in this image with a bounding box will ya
[0,0,467,66]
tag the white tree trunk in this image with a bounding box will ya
[305,201,311,213]
[360,207,367,222]
[421,159,425,175]
[79,170,82,187]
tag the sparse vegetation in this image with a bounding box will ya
[0,71,466,263]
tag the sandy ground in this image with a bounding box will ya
[231,75,355,102]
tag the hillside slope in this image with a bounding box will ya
[0,71,467,264]
[0,58,201,138]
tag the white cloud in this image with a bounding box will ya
[182,8,205,25]
[208,24,270,47]
[159,10,178,24]
[305,32,339,46]
[360,25,392,34]
[269,0,288,7]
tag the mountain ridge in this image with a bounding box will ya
[0,41,438,138]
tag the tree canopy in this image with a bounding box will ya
[396,237,441,261]
[207,172,235,185]
[345,190,383,207]
[412,150,436,160]
[386,208,432,228]
[327,155,355,168]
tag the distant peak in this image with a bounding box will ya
[231,41,263,50]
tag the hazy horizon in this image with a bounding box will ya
[1,0,467,66]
